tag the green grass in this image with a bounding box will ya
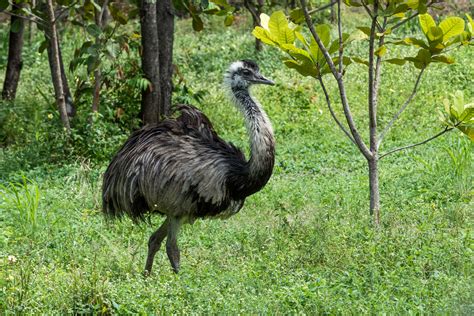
[1,12,473,314]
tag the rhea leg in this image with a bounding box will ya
[144,218,169,275]
[166,217,181,273]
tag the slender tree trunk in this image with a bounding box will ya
[45,0,70,132]
[368,158,380,226]
[92,69,101,113]
[244,0,263,51]
[255,0,264,51]
[46,33,75,117]
[330,0,336,23]
[2,1,25,100]
[140,0,161,124]
[156,0,174,118]
[28,0,37,45]
[91,0,109,113]
[368,2,382,227]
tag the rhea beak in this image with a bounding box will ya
[253,74,275,86]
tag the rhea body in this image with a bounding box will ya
[102,60,275,273]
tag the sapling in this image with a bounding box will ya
[253,0,473,225]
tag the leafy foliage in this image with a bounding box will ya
[252,11,363,78]
[440,91,474,139]
[254,6,473,75]
[173,0,235,31]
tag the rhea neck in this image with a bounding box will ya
[230,85,275,194]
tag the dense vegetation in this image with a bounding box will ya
[1,9,473,314]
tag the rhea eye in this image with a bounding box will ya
[242,69,251,76]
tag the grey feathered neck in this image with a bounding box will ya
[228,84,275,195]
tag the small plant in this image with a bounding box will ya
[253,0,473,225]
[0,177,41,235]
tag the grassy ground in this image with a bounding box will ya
[1,12,473,314]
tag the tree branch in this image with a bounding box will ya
[368,2,379,154]
[307,0,337,15]
[53,0,80,24]
[318,76,356,145]
[379,126,455,159]
[370,16,387,153]
[1,9,46,27]
[243,0,260,26]
[337,0,343,73]
[300,0,372,159]
[99,0,110,25]
[378,68,425,147]
[391,1,434,31]
[361,0,382,32]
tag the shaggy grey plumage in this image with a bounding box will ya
[102,60,275,273]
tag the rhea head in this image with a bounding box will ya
[224,60,274,90]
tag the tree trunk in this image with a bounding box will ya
[46,34,75,117]
[92,69,101,113]
[2,1,25,101]
[140,0,162,124]
[244,0,263,51]
[255,0,264,51]
[156,0,174,118]
[91,0,109,114]
[330,0,336,23]
[28,0,37,45]
[45,0,70,132]
[368,158,380,226]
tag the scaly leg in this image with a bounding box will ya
[166,217,181,273]
[144,218,169,275]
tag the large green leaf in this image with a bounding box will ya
[86,24,102,37]
[431,55,454,64]
[458,126,474,140]
[352,57,369,67]
[389,37,428,49]
[295,31,309,48]
[109,4,128,25]
[439,17,465,42]
[343,0,363,7]
[310,37,324,63]
[416,48,431,63]
[269,11,294,45]
[375,45,387,57]
[443,91,474,140]
[333,56,352,67]
[224,13,234,26]
[252,27,277,46]
[385,58,407,65]
[356,26,372,37]
[405,0,419,10]
[327,34,352,55]
[289,8,305,24]
[419,13,436,36]
[427,26,443,42]
[466,14,473,34]
[315,24,331,47]
[459,105,474,122]
[0,0,10,11]
[451,90,466,118]
[281,44,311,60]
[283,59,318,77]
[192,15,204,31]
[347,29,368,42]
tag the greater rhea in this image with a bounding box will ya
[102,60,275,273]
